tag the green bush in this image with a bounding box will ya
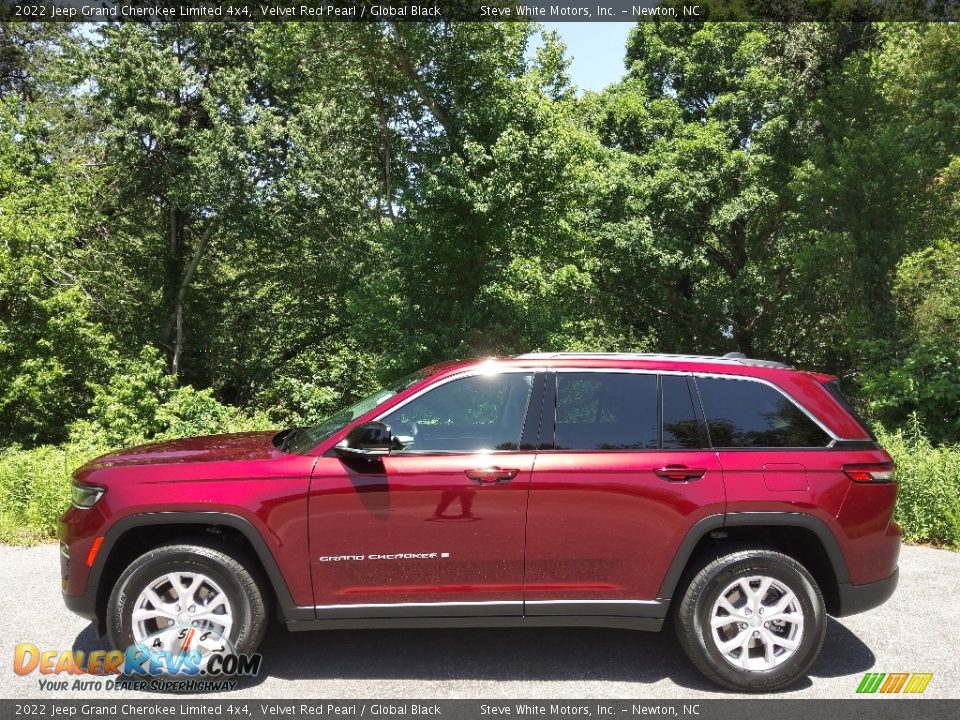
[861,339,960,444]
[0,346,273,543]
[877,419,960,548]
[0,442,107,544]
[68,346,272,448]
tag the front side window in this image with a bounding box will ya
[696,377,830,448]
[380,372,534,453]
[554,373,658,450]
[283,370,429,453]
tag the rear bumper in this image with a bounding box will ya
[834,567,898,617]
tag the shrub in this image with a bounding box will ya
[156,385,273,440]
[0,442,107,544]
[0,346,273,543]
[254,343,384,427]
[877,419,960,548]
[861,339,960,444]
[68,345,272,448]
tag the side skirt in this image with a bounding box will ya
[285,599,668,632]
[286,615,664,632]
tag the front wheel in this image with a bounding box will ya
[674,549,826,692]
[106,543,268,673]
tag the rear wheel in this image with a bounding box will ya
[106,543,267,673]
[674,548,826,692]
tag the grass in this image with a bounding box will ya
[877,421,960,549]
[0,442,107,545]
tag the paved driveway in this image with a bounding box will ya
[1,544,957,699]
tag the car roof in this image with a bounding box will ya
[422,353,842,387]
[513,352,789,369]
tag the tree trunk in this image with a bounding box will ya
[161,206,184,366]
[385,23,455,138]
[169,218,218,377]
[161,212,218,378]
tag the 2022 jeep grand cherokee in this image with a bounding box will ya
[59,352,900,691]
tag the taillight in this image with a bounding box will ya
[843,463,896,482]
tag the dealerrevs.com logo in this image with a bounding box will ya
[856,672,933,694]
[14,627,262,693]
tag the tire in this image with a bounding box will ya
[674,548,826,692]
[106,543,268,673]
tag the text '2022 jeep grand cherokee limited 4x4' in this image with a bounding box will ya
[59,352,900,691]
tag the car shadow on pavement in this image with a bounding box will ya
[70,616,874,695]
[72,624,109,655]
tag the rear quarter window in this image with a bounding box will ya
[695,377,830,448]
[823,379,876,440]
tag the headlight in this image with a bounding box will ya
[71,484,105,509]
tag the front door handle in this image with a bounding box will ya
[465,467,519,485]
[654,465,707,482]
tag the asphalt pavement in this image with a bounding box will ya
[1,544,957,699]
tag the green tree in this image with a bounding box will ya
[0,25,115,445]
[589,22,886,358]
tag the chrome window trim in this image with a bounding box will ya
[368,364,864,454]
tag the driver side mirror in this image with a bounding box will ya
[335,421,394,460]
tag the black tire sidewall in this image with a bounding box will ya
[107,546,260,657]
[689,553,825,691]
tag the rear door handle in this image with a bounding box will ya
[654,465,707,482]
[465,467,519,485]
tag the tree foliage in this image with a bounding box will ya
[1,20,959,450]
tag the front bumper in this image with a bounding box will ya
[62,590,98,623]
[60,541,99,624]
[835,567,899,617]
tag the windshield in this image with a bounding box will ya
[281,370,429,454]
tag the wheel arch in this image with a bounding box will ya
[90,512,309,633]
[659,512,850,616]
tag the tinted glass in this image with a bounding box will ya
[555,373,658,450]
[824,380,876,440]
[696,377,830,448]
[288,370,428,452]
[380,372,533,453]
[662,375,702,449]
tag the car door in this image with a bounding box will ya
[693,374,842,513]
[308,369,543,618]
[524,370,725,617]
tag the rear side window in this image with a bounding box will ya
[661,375,702,449]
[555,373,658,450]
[823,380,876,440]
[695,377,830,448]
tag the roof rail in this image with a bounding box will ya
[514,352,790,369]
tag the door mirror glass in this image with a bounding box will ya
[335,421,394,459]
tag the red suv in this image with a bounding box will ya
[59,353,899,691]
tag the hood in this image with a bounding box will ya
[80,431,281,471]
